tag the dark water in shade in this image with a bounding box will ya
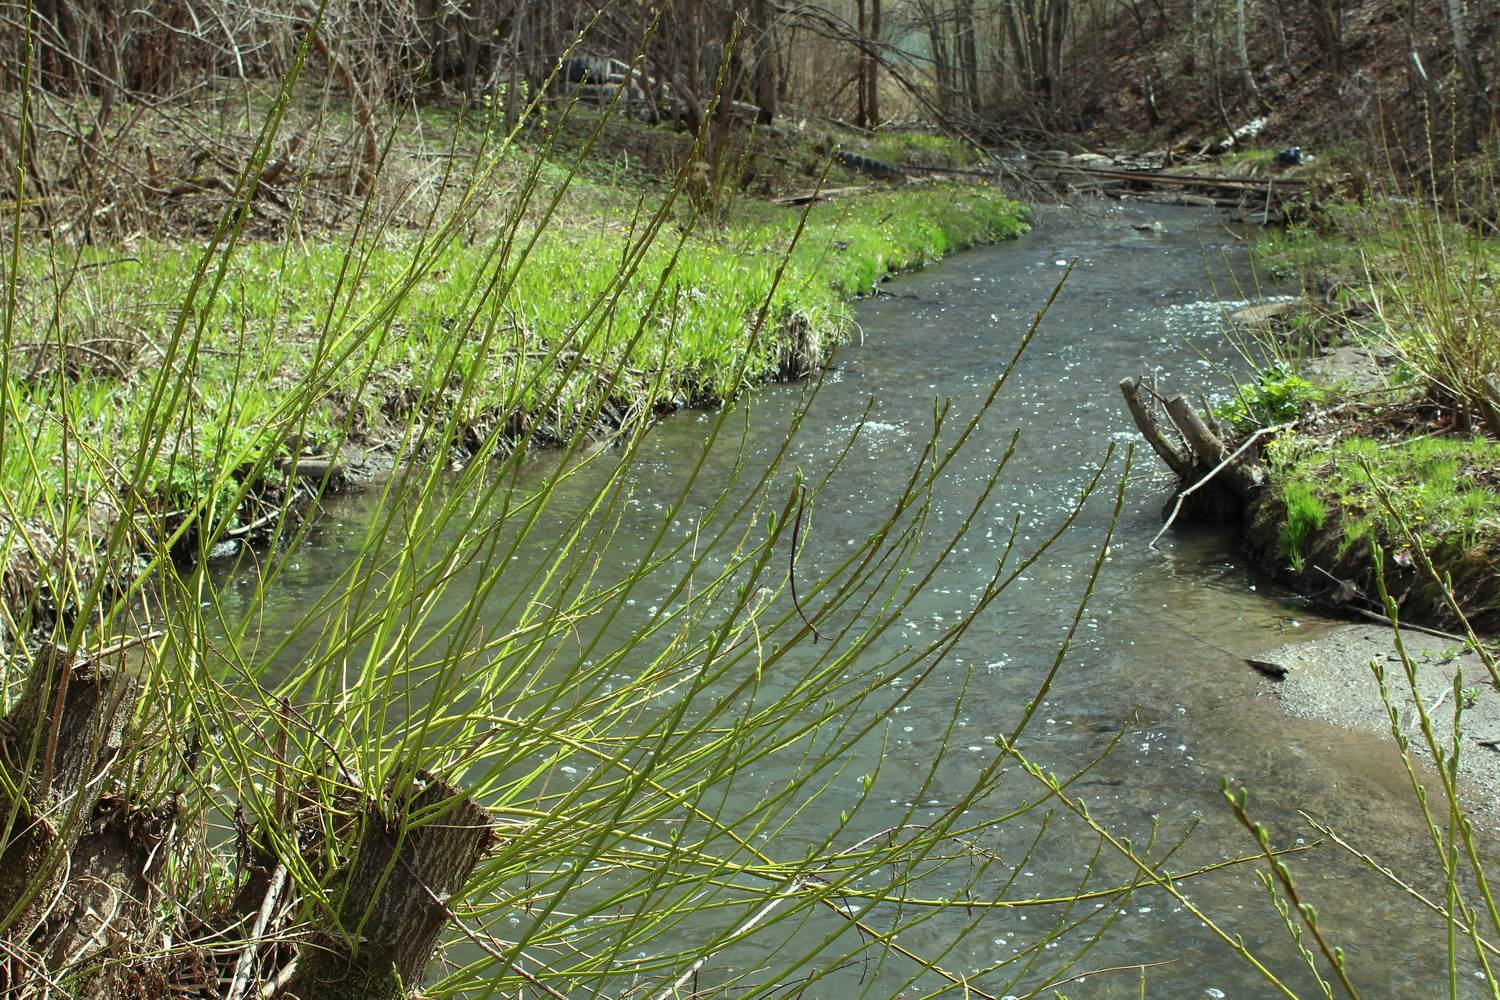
[215,202,1490,998]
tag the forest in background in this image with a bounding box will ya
[3,0,1494,220]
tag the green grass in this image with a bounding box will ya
[1271,433,1500,563]
[1277,479,1328,571]
[1213,147,1280,173]
[5,181,1023,549]
[1243,188,1500,596]
[865,130,979,169]
[1253,199,1500,407]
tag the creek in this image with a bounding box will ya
[210,202,1486,997]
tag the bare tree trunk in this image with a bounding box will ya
[751,0,778,123]
[0,644,138,927]
[1444,0,1492,145]
[1003,0,1033,102]
[957,0,980,113]
[1234,0,1267,109]
[866,0,882,125]
[928,14,953,117]
[1044,0,1068,105]
[856,0,869,126]
[1310,0,1343,74]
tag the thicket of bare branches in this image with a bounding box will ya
[1,0,1494,231]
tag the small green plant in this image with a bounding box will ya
[1217,367,1327,433]
[1279,481,1328,572]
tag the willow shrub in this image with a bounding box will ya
[5,25,1495,1000]
[2,36,1152,999]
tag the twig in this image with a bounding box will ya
[222,863,288,1000]
[1150,421,1291,549]
[225,506,283,539]
[395,855,572,1000]
[789,484,829,642]
[93,629,166,660]
[657,880,804,1000]
[1033,959,1178,995]
[1346,605,1470,643]
[258,960,299,1000]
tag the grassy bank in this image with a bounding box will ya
[1230,196,1500,630]
[1,104,1024,630]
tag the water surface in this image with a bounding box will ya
[218,202,1483,997]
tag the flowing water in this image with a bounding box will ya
[213,203,1488,997]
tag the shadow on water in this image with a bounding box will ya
[208,202,1486,997]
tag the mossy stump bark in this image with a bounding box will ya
[287,776,493,1000]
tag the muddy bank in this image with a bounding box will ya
[1250,622,1500,826]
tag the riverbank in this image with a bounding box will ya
[1232,199,1500,634]
[1249,620,1500,826]
[1113,186,1499,637]
[1,99,1026,633]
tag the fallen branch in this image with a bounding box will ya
[1119,376,1193,478]
[223,863,288,1000]
[1164,395,1264,498]
[1149,422,1288,549]
[1037,161,1311,190]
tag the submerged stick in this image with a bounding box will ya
[1150,422,1286,550]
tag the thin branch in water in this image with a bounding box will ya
[1150,421,1290,550]
[789,483,829,642]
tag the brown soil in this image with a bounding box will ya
[1244,486,1500,634]
[1228,393,1500,634]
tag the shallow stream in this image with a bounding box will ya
[213,203,1487,997]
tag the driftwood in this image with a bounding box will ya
[1119,377,1193,478]
[1163,395,1263,498]
[1037,161,1310,192]
[288,775,493,1000]
[1120,376,1270,542]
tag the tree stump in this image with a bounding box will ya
[0,642,138,929]
[287,774,493,1000]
